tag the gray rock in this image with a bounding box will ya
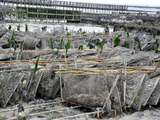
[36,69,60,99]
[0,26,7,38]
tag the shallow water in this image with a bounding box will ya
[1,22,105,33]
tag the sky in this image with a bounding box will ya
[61,0,160,7]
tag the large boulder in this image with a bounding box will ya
[62,73,122,112]
[0,31,42,50]
[36,68,60,99]
[22,34,42,50]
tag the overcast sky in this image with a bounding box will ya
[61,0,160,7]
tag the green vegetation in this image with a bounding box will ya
[78,45,84,50]
[96,40,105,54]
[33,56,40,74]
[114,34,121,47]
[65,39,72,56]
[126,31,129,38]
[65,33,72,56]
[123,41,129,48]
[8,31,17,50]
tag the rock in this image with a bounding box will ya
[0,26,7,38]
[0,31,12,48]
[63,73,122,111]
[148,77,160,105]
[125,73,145,107]
[21,34,42,50]
[36,68,60,99]
[0,31,43,50]
[20,50,52,60]
[0,72,26,107]
[142,40,157,51]
[0,63,32,107]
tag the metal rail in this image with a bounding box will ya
[0,0,127,11]
[0,0,159,23]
